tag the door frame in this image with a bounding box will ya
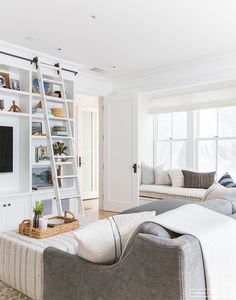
[77,105,99,200]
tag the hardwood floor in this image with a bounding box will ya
[83,198,118,219]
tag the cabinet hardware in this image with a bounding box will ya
[3,204,6,207]
[8,203,11,207]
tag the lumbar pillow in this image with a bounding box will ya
[168,169,184,187]
[218,172,236,188]
[73,211,156,264]
[182,170,216,189]
[141,162,155,185]
[154,166,171,185]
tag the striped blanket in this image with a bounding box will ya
[0,216,95,300]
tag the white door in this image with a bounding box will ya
[78,107,99,200]
[104,92,139,212]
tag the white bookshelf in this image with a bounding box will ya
[0,60,77,231]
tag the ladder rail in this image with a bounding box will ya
[57,65,84,216]
[35,58,84,216]
[37,60,63,215]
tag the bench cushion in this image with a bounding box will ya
[139,184,206,201]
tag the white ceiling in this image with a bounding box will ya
[1,0,236,79]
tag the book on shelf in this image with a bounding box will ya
[51,131,68,136]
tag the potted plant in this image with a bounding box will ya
[53,142,68,187]
[53,142,68,162]
[33,201,44,228]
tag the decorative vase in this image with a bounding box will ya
[33,214,41,229]
[0,100,4,111]
[57,166,62,188]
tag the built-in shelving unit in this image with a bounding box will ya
[0,59,77,231]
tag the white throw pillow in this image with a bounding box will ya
[154,166,171,186]
[168,169,184,187]
[203,182,235,201]
[73,211,156,264]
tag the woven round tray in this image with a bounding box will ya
[19,211,79,239]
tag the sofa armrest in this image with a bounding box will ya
[44,233,206,300]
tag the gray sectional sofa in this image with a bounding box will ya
[43,198,236,300]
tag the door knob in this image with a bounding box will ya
[132,164,137,174]
[78,156,84,167]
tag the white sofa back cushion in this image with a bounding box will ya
[168,169,184,187]
[154,167,171,186]
[73,211,156,264]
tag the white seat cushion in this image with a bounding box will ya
[139,184,206,201]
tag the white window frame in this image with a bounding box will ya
[154,112,190,169]
[195,107,236,178]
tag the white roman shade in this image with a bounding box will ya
[149,81,236,114]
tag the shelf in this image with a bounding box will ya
[32,93,74,103]
[32,135,47,139]
[32,161,72,167]
[32,162,51,167]
[0,87,30,97]
[32,115,74,122]
[0,111,30,118]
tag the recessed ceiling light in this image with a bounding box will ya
[89,15,96,20]
[25,36,33,42]
[57,47,63,51]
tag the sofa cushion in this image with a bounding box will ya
[141,162,155,185]
[154,167,171,186]
[218,172,236,188]
[168,169,184,187]
[123,198,233,216]
[182,170,216,189]
[139,184,206,201]
[73,211,156,264]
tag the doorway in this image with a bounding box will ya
[77,94,99,200]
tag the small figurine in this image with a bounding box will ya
[8,100,21,112]
[34,101,43,109]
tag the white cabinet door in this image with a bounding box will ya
[0,202,6,230]
[6,198,29,229]
[104,92,139,212]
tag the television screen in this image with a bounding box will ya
[0,126,13,173]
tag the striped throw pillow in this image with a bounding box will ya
[73,211,156,264]
[182,170,216,189]
[218,172,236,188]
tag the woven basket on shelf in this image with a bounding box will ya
[19,211,79,239]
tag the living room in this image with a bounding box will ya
[1,1,236,299]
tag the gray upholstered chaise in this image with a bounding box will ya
[43,199,236,300]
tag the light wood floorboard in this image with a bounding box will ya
[84,198,118,219]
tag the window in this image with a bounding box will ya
[196,106,236,178]
[154,105,236,179]
[154,112,187,169]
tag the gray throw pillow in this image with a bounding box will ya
[141,163,155,185]
[182,170,216,189]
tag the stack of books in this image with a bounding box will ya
[32,108,53,117]
[51,126,68,136]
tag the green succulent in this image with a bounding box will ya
[53,142,68,156]
[33,201,44,216]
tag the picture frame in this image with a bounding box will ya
[32,77,53,95]
[11,79,21,91]
[32,167,53,188]
[0,72,11,89]
[32,122,42,135]
[35,146,50,162]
